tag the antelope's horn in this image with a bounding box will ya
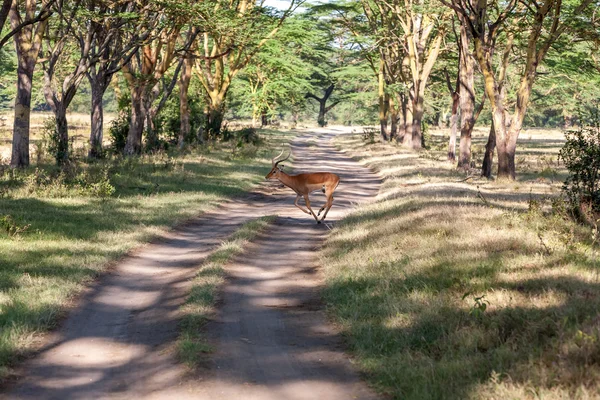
[274,151,290,167]
[271,149,285,166]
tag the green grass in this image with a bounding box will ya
[177,216,276,368]
[0,129,291,379]
[322,130,600,399]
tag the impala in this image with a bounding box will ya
[266,150,340,224]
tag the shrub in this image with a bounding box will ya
[0,214,30,237]
[109,94,131,154]
[362,127,377,143]
[559,113,600,223]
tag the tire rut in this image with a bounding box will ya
[3,128,382,400]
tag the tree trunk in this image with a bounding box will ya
[11,62,33,167]
[379,93,389,141]
[145,103,158,152]
[390,106,399,142]
[124,86,145,155]
[55,106,69,164]
[396,93,408,142]
[411,97,424,150]
[261,111,268,127]
[481,124,496,178]
[448,92,459,161]
[89,78,107,158]
[403,95,414,148]
[206,100,225,139]
[178,57,192,148]
[457,18,476,170]
[317,100,327,127]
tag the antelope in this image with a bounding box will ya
[266,150,340,224]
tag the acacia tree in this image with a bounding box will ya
[86,0,144,158]
[9,0,53,167]
[121,2,182,155]
[236,18,314,128]
[355,0,444,149]
[192,0,298,138]
[40,0,111,164]
[443,15,485,167]
[445,0,595,179]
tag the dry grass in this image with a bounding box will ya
[0,112,116,161]
[322,128,600,399]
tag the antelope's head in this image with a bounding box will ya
[265,149,290,180]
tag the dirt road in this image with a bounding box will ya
[4,128,381,400]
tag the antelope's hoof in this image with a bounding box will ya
[317,220,321,224]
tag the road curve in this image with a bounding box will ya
[3,128,382,400]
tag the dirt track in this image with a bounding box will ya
[3,128,381,400]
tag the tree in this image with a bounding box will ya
[192,0,299,138]
[445,0,595,179]
[235,15,314,127]
[121,1,183,155]
[86,0,144,158]
[9,0,53,167]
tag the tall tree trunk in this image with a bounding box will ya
[390,104,399,141]
[411,96,424,150]
[317,100,327,127]
[457,18,476,170]
[55,105,68,164]
[379,94,389,141]
[481,123,496,178]
[124,86,145,155]
[178,56,192,148]
[396,93,408,142]
[403,94,415,148]
[261,111,268,127]
[378,62,389,141]
[89,77,108,158]
[144,98,158,151]
[11,61,34,167]
[206,95,225,139]
[448,92,459,161]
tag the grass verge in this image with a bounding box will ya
[0,129,291,380]
[323,130,600,399]
[177,215,276,367]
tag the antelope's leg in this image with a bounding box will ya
[304,194,320,223]
[294,194,311,215]
[320,195,334,222]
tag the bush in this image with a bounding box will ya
[559,111,600,223]
[362,127,377,143]
[108,93,132,154]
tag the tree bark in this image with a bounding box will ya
[178,57,192,148]
[457,20,476,169]
[55,105,68,164]
[11,61,34,167]
[89,76,109,158]
[481,124,496,178]
[124,86,145,155]
[448,92,459,161]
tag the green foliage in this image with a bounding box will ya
[560,105,600,220]
[40,117,72,164]
[109,95,131,154]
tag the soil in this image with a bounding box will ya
[2,128,382,400]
